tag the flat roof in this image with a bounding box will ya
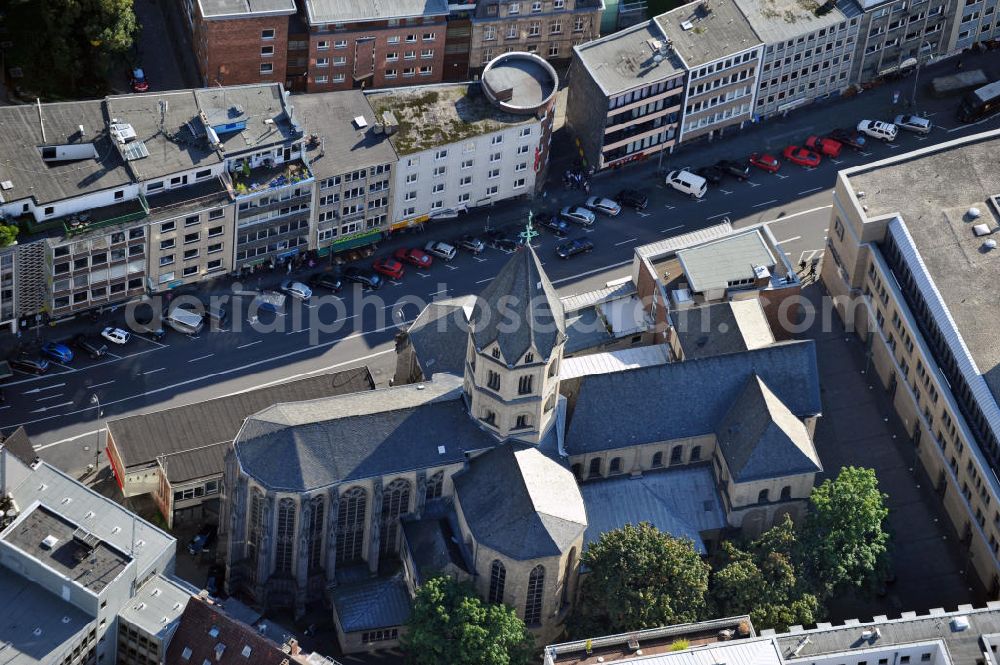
[303,0,449,25]
[733,0,851,44]
[676,230,777,292]
[655,0,761,68]
[118,574,193,639]
[2,504,131,594]
[845,129,1000,407]
[0,570,94,665]
[197,0,296,19]
[366,84,533,156]
[482,54,557,110]
[291,91,398,180]
[573,21,685,96]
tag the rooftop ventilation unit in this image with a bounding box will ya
[973,223,992,236]
[381,111,399,136]
[985,239,998,250]
[0,181,12,191]
[967,206,982,219]
[110,123,137,143]
[681,20,694,30]
[353,115,368,129]
[41,534,59,549]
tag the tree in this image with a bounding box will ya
[403,575,533,665]
[800,466,890,596]
[0,225,19,249]
[710,516,820,631]
[570,522,710,637]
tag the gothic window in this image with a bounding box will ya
[425,471,444,501]
[518,375,533,395]
[758,489,770,504]
[670,445,683,464]
[588,457,601,478]
[492,347,501,359]
[515,414,531,429]
[488,559,506,604]
[487,370,501,391]
[482,409,497,426]
[336,486,367,564]
[524,352,534,363]
[690,446,702,462]
[308,496,325,574]
[247,489,265,583]
[524,565,545,626]
[379,478,412,558]
[780,485,792,500]
[652,451,664,468]
[275,498,296,575]
[561,547,576,607]
[609,457,623,474]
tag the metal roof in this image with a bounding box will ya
[303,0,449,25]
[118,574,194,639]
[572,21,685,97]
[196,0,296,19]
[560,345,670,380]
[654,0,761,68]
[0,570,94,665]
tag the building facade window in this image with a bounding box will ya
[247,489,265,583]
[518,375,533,394]
[308,496,325,574]
[588,457,601,478]
[652,451,663,467]
[488,559,506,604]
[336,486,367,564]
[425,471,444,500]
[524,565,545,625]
[379,478,412,558]
[609,457,623,474]
[275,498,296,575]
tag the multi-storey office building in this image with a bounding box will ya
[851,0,958,81]
[656,0,763,142]
[736,0,861,119]
[567,21,687,170]
[468,0,604,72]
[952,0,1000,51]
[823,128,1000,595]
[368,53,557,228]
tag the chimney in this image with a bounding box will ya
[286,639,301,656]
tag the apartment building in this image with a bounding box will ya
[468,0,604,72]
[656,0,763,142]
[367,53,557,228]
[736,0,861,119]
[822,128,1000,595]
[567,21,686,170]
[183,0,298,87]
[851,0,958,81]
[953,0,1000,50]
[300,0,449,93]
[294,91,398,254]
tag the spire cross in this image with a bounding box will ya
[520,210,539,246]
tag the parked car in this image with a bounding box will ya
[10,355,49,375]
[205,564,225,595]
[40,342,74,364]
[280,280,313,301]
[749,152,781,173]
[715,159,751,180]
[805,135,843,158]
[101,327,131,345]
[560,206,597,226]
[695,165,725,184]
[188,524,217,556]
[584,196,622,216]
[424,240,457,261]
[455,235,486,254]
[394,247,434,268]
[309,272,343,292]
[534,212,570,237]
[782,145,822,167]
[827,128,867,151]
[373,257,405,280]
[893,114,933,134]
[129,68,149,93]
[556,237,595,259]
[857,119,898,141]
[342,266,383,290]
[665,169,708,198]
[485,228,520,251]
[614,188,649,210]
[132,307,166,340]
[73,334,108,359]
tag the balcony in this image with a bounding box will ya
[227,160,314,199]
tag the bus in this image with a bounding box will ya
[957,80,1000,123]
[929,69,988,97]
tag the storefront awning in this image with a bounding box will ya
[331,230,382,252]
[390,215,429,231]
[242,256,270,267]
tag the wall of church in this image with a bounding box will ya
[569,434,717,482]
[712,454,815,538]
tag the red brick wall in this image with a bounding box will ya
[193,11,291,87]
[305,18,447,93]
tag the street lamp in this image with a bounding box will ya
[910,41,934,108]
[90,394,103,474]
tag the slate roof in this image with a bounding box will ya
[164,596,290,665]
[453,443,586,560]
[471,246,565,364]
[716,374,821,482]
[670,300,775,360]
[405,295,476,379]
[565,341,821,455]
[236,374,497,492]
[159,443,229,484]
[332,570,412,633]
[0,427,36,466]
[107,367,373,470]
[401,499,473,584]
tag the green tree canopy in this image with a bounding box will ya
[0,225,19,249]
[403,575,533,665]
[570,522,710,637]
[800,466,891,596]
[710,516,820,631]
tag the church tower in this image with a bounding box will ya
[464,245,566,444]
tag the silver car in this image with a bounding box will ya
[560,206,596,226]
[424,240,458,261]
[893,114,932,134]
[585,196,622,216]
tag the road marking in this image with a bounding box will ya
[416,272,430,278]
[551,259,632,286]
[663,204,675,210]
[23,383,67,395]
[764,204,833,224]
[36,393,65,402]
[775,173,789,180]
[775,235,802,245]
[753,199,779,208]
[859,151,873,157]
[582,227,595,233]
[798,186,823,195]
[695,198,707,204]
[473,256,487,263]
[30,401,74,414]
[886,143,901,150]
[706,212,731,221]
[475,277,493,284]
[446,264,459,270]
[660,224,685,234]
[47,361,73,371]
[915,136,928,141]
[719,189,733,195]
[798,249,825,264]
[429,288,449,296]
[636,211,651,217]
[389,280,402,286]
[748,181,761,188]
[142,368,165,375]
[132,335,168,349]
[285,329,309,335]
[88,380,115,389]
[614,237,638,246]
[236,340,263,349]
[188,354,214,363]
[830,158,844,165]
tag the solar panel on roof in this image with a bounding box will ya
[122,141,149,161]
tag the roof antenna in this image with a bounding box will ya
[36,98,47,143]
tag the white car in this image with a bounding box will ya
[424,240,457,261]
[280,280,313,301]
[560,206,596,226]
[101,326,131,345]
[893,114,932,134]
[856,119,898,142]
[585,197,622,216]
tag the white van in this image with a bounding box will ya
[165,306,205,335]
[665,169,708,199]
[856,119,898,142]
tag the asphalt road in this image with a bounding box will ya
[6,106,1000,477]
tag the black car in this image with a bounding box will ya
[309,272,343,292]
[484,228,519,252]
[695,165,725,184]
[188,524,217,556]
[556,237,595,259]
[827,128,867,151]
[132,307,167,341]
[73,334,108,359]
[715,159,751,180]
[342,266,382,290]
[614,188,649,210]
[534,212,570,237]
[455,234,486,254]
[10,356,49,375]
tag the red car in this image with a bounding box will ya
[129,68,149,93]
[373,257,405,280]
[393,247,433,268]
[749,152,781,173]
[783,145,822,167]
[805,135,842,158]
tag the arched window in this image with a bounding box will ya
[308,496,325,575]
[670,445,683,464]
[561,547,576,607]
[571,463,582,479]
[515,414,532,429]
[652,451,664,468]
[425,471,444,501]
[488,559,506,604]
[524,565,545,626]
[588,457,602,478]
[247,489,265,583]
[275,498,297,575]
[758,489,770,504]
[780,485,792,500]
[379,478,412,558]
[609,457,623,474]
[336,487,367,564]
[690,446,702,462]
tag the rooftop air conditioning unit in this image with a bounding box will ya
[41,535,59,549]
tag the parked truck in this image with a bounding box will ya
[929,69,990,98]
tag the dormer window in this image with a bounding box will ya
[491,347,501,360]
[524,352,534,364]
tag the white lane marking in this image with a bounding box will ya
[695,198,707,204]
[775,173,789,180]
[886,143,901,150]
[636,211,651,217]
[142,368,165,375]
[719,189,733,195]
[36,429,105,450]
[753,199,779,208]
[389,280,402,286]
[614,237,638,246]
[429,288,449,296]
[416,272,430,278]
[23,382,67,395]
[765,204,833,222]
[475,277,493,284]
[775,235,803,245]
[30,401,74,413]
[660,224,685,234]
[132,335,168,349]
[188,354,214,363]
[706,212,732,221]
[88,380,116,389]
[285,329,309,336]
[859,151,873,157]
[550,259,632,285]
[445,264,459,270]
[830,158,844,165]
[748,181,762,187]
[473,256,487,263]
[36,393,66,402]
[236,340,263,349]
[663,204,675,210]
[798,186,823,195]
